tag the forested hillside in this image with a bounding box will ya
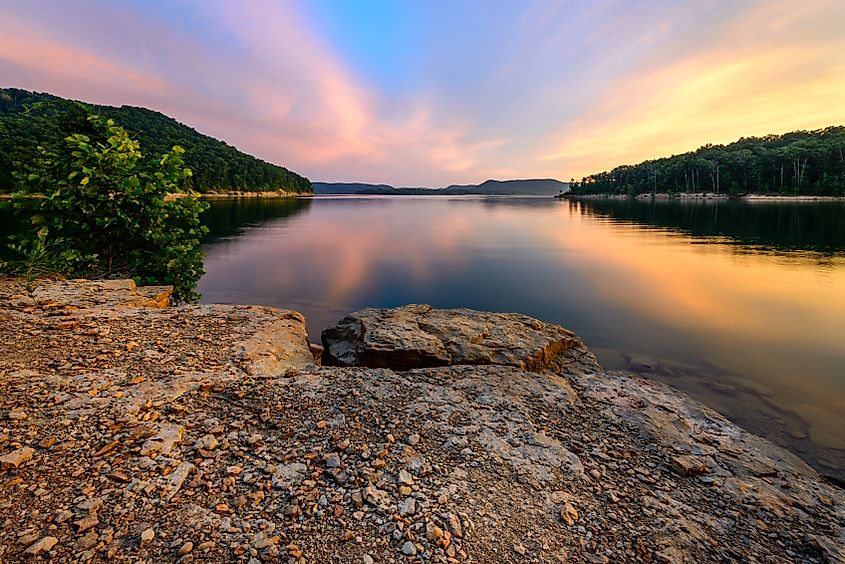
[0,88,311,193]
[570,127,845,196]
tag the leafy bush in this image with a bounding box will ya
[3,107,208,302]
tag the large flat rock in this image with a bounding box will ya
[1,279,315,376]
[2,278,172,311]
[321,304,599,374]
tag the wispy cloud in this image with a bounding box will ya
[539,0,845,175]
[1,0,843,184]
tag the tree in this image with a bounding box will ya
[568,126,845,197]
[5,108,209,302]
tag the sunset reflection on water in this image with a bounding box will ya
[198,196,845,480]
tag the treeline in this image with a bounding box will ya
[570,127,845,196]
[0,88,311,194]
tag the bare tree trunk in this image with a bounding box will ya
[716,164,720,194]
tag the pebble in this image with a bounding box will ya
[398,469,414,485]
[560,502,579,526]
[73,513,99,533]
[323,452,342,468]
[177,541,194,557]
[195,434,219,450]
[398,497,416,516]
[401,541,417,556]
[671,455,710,477]
[25,536,58,556]
[447,513,463,538]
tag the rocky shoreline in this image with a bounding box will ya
[1,279,843,563]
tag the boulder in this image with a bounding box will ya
[321,304,599,374]
[238,307,315,375]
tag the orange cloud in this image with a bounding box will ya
[541,1,845,178]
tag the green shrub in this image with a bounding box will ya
[4,108,208,302]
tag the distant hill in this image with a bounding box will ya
[444,179,569,195]
[312,182,398,194]
[0,88,311,193]
[313,178,569,196]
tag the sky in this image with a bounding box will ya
[2,0,844,186]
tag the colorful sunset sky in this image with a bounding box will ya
[2,0,844,185]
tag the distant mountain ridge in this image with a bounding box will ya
[311,182,398,194]
[0,88,311,193]
[313,178,569,195]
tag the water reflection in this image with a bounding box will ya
[2,194,827,482]
[0,201,25,260]
[201,197,312,244]
[571,198,845,255]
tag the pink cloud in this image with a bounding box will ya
[2,1,844,184]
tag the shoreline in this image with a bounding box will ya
[168,190,313,201]
[1,191,314,202]
[561,192,845,202]
[1,277,843,562]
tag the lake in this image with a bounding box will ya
[199,195,845,483]
[3,195,844,482]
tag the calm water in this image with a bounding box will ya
[3,196,844,481]
[198,196,845,482]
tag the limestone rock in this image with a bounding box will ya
[163,461,195,500]
[560,502,579,526]
[0,446,34,469]
[321,304,599,373]
[24,536,58,556]
[140,424,185,456]
[31,278,172,309]
[272,462,308,490]
[239,308,315,375]
[671,455,711,477]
